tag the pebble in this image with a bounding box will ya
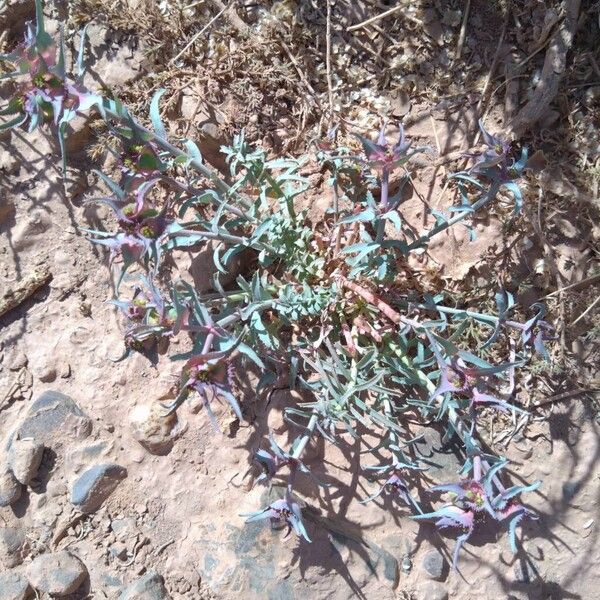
[421,548,446,580]
[118,571,172,600]
[26,551,88,596]
[0,468,22,507]
[0,571,33,600]
[38,368,57,383]
[8,351,28,371]
[71,463,127,513]
[109,541,128,561]
[417,581,448,600]
[59,362,72,378]
[0,527,27,568]
[8,438,44,485]
[129,403,186,455]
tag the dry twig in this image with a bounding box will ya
[455,0,471,60]
[326,0,334,120]
[0,266,52,318]
[509,0,582,135]
[347,4,422,32]
[170,1,231,64]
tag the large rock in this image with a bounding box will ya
[0,468,22,507]
[26,551,88,596]
[118,572,172,600]
[71,463,127,513]
[16,391,92,446]
[8,438,44,485]
[193,493,399,600]
[0,527,27,568]
[0,571,33,600]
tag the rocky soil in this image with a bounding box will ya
[1,1,599,599]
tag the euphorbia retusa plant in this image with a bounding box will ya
[1,2,551,571]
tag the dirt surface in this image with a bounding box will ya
[1,1,599,599]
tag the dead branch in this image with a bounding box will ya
[508,0,582,136]
[0,266,52,318]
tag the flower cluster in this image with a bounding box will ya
[414,459,540,568]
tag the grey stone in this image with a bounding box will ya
[8,438,44,485]
[26,551,88,596]
[0,527,27,568]
[17,391,92,445]
[0,468,22,507]
[422,549,445,580]
[118,572,172,600]
[0,571,33,600]
[71,463,127,513]
[417,581,448,600]
[36,366,57,383]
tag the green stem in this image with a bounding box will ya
[407,181,501,251]
[291,412,320,459]
[375,166,390,243]
[172,228,276,254]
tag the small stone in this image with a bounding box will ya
[0,571,33,600]
[71,463,127,513]
[0,468,22,507]
[0,527,27,568]
[26,551,88,596]
[118,571,172,600]
[134,502,148,515]
[422,549,445,580]
[36,365,57,383]
[8,351,28,371]
[8,438,45,485]
[417,581,448,600]
[59,362,72,378]
[109,541,128,561]
[111,517,137,540]
[129,403,186,455]
[17,391,92,446]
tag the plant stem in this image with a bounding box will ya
[165,177,253,221]
[375,166,390,243]
[333,181,340,221]
[341,278,420,328]
[291,412,320,459]
[215,300,275,328]
[406,181,501,251]
[201,332,214,354]
[171,228,276,254]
